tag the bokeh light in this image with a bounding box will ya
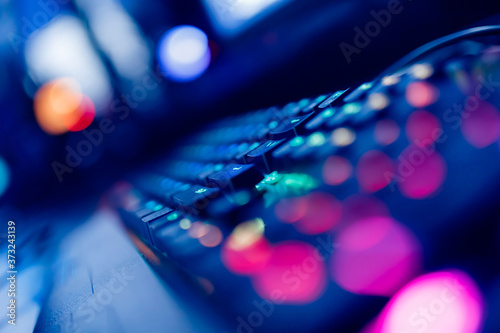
[405,81,439,108]
[274,196,308,223]
[382,75,401,86]
[447,64,473,95]
[411,63,434,80]
[322,155,353,186]
[188,221,209,238]
[368,93,390,111]
[340,194,390,226]
[406,110,441,146]
[374,119,400,146]
[397,147,446,199]
[24,15,113,111]
[221,218,272,275]
[179,218,192,230]
[331,217,421,296]
[158,25,211,82]
[356,150,395,192]
[331,127,356,147]
[198,224,223,247]
[461,100,500,148]
[368,270,484,333]
[252,241,327,304]
[0,157,10,197]
[292,192,342,235]
[33,78,95,135]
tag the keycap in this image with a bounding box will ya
[135,201,162,219]
[142,206,175,224]
[268,112,316,140]
[246,139,285,172]
[194,163,223,184]
[316,89,349,111]
[116,194,171,243]
[289,132,328,159]
[325,103,361,128]
[208,163,263,191]
[139,207,174,244]
[272,140,298,160]
[301,94,328,113]
[343,82,374,103]
[153,218,204,258]
[172,185,220,216]
[233,142,262,164]
[148,210,183,248]
[305,108,336,130]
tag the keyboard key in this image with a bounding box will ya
[153,221,204,259]
[305,108,336,130]
[148,210,183,247]
[246,139,285,172]
[135,200,162,219]
[269,112,316,140]
[324,103,361,128]
[316,89,349,110]
[142,206,175,224]
[301,94,328,113]
[288,132,328,159]
[272,137,304,159]
[343,82,374,103]
[234,142,261,164]
[140,206,174,244]
[172,185,220,216]
[208,163,263,191]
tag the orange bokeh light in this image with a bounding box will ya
[34,78,95,135]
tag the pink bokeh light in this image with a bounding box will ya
[322,155,353,186]
[406,110,441,146]
[405,81,439,108]
[366,270,484,333]
[461,100,500,148]
[397,147,446,199]
[374,119,400,146]
[221,220,272,275]
[356,150,395,192]
[274,196,308,224]
[340,194,390,226]
[252,241,327,304]
[292,192,342,235]
[331,217,421,296]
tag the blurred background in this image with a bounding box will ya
[2,1,500,332]
[1,0,500,207]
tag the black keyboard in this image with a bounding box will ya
[110,40,500,332]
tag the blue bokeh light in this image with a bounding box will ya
[0,157,10,197]
[157,25,211,82]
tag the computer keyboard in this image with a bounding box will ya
[110,39,500,332]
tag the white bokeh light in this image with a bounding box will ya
[158,26,211,82]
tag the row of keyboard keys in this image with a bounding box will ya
[122,87,364,225]
[114,185,231,265]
